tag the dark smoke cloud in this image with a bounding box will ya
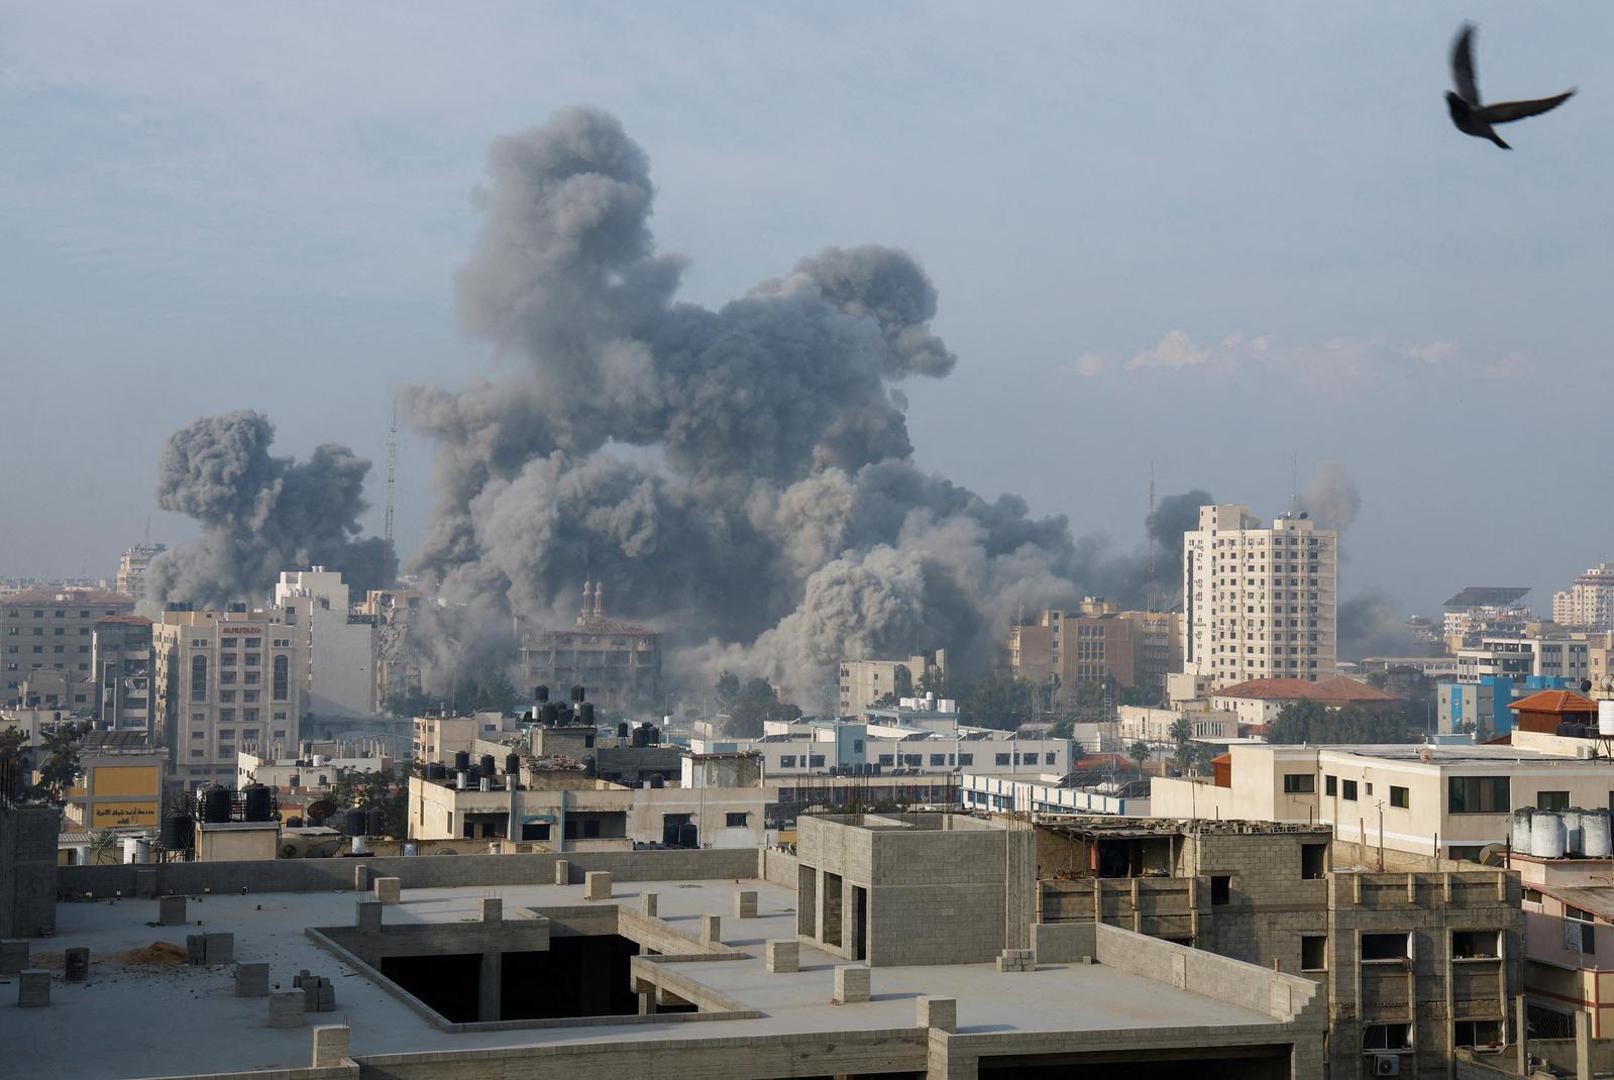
[144,411,394,610]
[409,106,1207,706]
[1298,461,1361,533]
[1339,592,1430,660]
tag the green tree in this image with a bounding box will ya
[1127,740,1153,774]
[36,719,90,805]
[1267,699,1413,745]
[1168,715,1195,774]
[328,766,409,839]
[963,673,1036,731]
[716,673,802,738]
[1119,684,1161,709]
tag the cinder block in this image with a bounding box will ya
[1,939,31,976]
[64,947,89,983]
[640,892,659,917]
[133,869,158,899]
[353,864,372,892]
[17,969,49,1008]
[356,901,382,933]
[764,939,799,974]
[554,859,570,885]
[584,871,612,900]
[158,894,187,926]
[734,890,758,919]
[204,932,234,965]
[833,965,871,1004]
[481,896,502,923]
[268,990,306,1028]
[311,1025,351,1067]
[235,962,270,997]
[373,877,401,905]
[699,914,721,946]
[918,996,957,1032]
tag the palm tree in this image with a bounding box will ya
[1168,715,1195,774]
[1128,740,1153,775]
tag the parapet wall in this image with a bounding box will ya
[1,804,60,937]
[57,846,760,897]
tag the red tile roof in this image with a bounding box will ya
[1214,676,1398,705]
[1507,690,1597,715]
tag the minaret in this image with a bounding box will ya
[594,581,605,619]
[580,580,593,625]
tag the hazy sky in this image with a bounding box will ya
[2,2,1609,617]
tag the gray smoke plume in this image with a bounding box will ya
[410,106,1207,707]
[1298,461,1361,532]
[1339,592,1431,661]
[144,411,394,610]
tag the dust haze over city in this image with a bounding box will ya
[5,6,1614,1077]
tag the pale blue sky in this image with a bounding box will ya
[1,2,1609,616]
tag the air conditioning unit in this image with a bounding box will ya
[1371,1053,1402,1076]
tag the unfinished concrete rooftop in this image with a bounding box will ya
[14,843,1326,1079]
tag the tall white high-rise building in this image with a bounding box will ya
[1553,563,1614,630]
[116,543,166,603]
[273,567,376,718]
[1182,504,1338,688]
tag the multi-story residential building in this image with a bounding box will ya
[1438,675,1573,739]
[152,605,306,789]
[836,650,946,715]
[518,581,661,713]
[1456,633,1590,685]
[411,710,524,765]
[115,543,166,604]
[1181,504,1338,688]
[1553,562,1614,630]
[359,587,427,706]
[90,615,153,733]
[1442,586,1533,650]
[1007,601,1181,705]
[0,588,136,711]
[1032,817,1521,1079]
[273,568,376,718]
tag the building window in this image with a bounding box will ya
[190,655,207,701]
[1301,935,1327,971]
[808,755,825,768]
[1390,786,1409,809]
[1537,790,1570,812]
[996,753,1011,767]
[1301,843,1327,879]
[1362,1022,1412,1051]
[930,754,946,767]
[779,755,796,768]
[273,655,289,700]
[1360,933,1409,963]
[1324,775,1336,796]
[1341,779,1358,801]
[878,754,894,766]
[958,753,973,766]
[725,812,749,828]
[1451,930,1500,959]
[1282,773,1315,794]
[1448,776,1510,814]
[1453,1020,1503,1047]
[1210,875,1231,905]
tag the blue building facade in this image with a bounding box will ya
[1438,674,1572,739]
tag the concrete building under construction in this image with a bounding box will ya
[519,582,661,714]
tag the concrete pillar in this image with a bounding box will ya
[64,947,89,982]
[478,951,502,1022]
[833,965,871,1004]
[158,894,187,926]
[17,969,49,1007]
[356,900,382,933]
[1515,995,1529,1077]
[133,868,158,899]
[734,890,758,919]
[699,914,721,946]
[764,940,799,974]
[640,892,659,917]
[204,932,234,965]
[481,896,503,923]
[1577,1008,1592,1080]
[353,864,372,892]
[584,871,612,900]
[268,990,306,1028]
[2,939,31,976]
[918,996,957,1032]
[637,989,655,1015]
[235,962,270,997]
[554,859,570,885]
[311,1025,351,1068]
[373,877,401,905]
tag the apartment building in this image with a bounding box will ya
[1442,586,1533,650]
[1182,504,1338,688]
[90,615,153,733]
[1457,633,1590,685]
[836,650,946,714]
[114,543,166,603]
[1033,817,1521,1078]
[518,581,661,712]
[359,587,427,706]
[273,568,376,717]
[0,588,136,711]
[152,605,306,788]
[1007,601,1182,704]
[1553,562,1614,630]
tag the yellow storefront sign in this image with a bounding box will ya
[91,801,159,826]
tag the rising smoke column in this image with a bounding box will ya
[410,106,1197,705]
[144,411,393,609]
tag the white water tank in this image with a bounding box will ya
[479,776,491,792]
[352,835,369,855]
[1585,810,1614,859]
[1600,700,1614,737]
[1533,811,1567,859]
[121,836,151,864]
[1512,808,1534,855]
[1563,810,1584,856]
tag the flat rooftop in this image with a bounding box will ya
[1314,743,1599,765]
[17,874,1289,1079]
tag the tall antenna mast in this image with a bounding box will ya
[1145,461,1157,590]
[384,396,398,577]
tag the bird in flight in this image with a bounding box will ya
[1447,22,1574,149]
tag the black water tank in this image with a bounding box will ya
[570,685,586,703]
[242,783,274,823]
[541,703,559,726]
[479,754,496,777]
[534,685,549,703]
[649,725,661,745]
[617,722,630,740]
[200,785,232,824]
[505,753,520,776]
[162,813,195,850]
[366,806,386,837]
[344,807,366,836]
[578,702,595,726]
[426,762,447,781]
[631,725,649,748]
[454,750,470,772]
[677,822,698,849]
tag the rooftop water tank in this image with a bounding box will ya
[1511,808,1534,855]
[242,783,274,823]
[570,685,586,703]
[1563,809,1584,856]
[534,685,550,703]
[479,754,496,777]
[505,753,520,777]
[200,785,232,824]
[1600,700,1614,737]
[426,762,447,781]
[454,750,470,772]
[578,702,595,726]
[162,813,195,852]
[1533,811,1567,859]
[479,776,491,792]
[456,770,468,791]
[344,807,366,837]
[1585,809,1614,858]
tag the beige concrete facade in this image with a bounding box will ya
[518,582,661,712]
[838,650,946,714]
[1009,602,1183,704]
[1554,563,1614,630]
[1182,504,1338,688]
[90,615,153,733]
[1,587,135,711]
[114,543,165,604]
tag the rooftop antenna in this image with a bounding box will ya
[1290,451,1299,517]
[1145,461,1157,598]
[384,395,398,578]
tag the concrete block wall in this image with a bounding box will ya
[0,805,60,938]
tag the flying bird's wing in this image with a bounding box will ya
[1451,22,1480,103]
[1477,90,1576,123]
